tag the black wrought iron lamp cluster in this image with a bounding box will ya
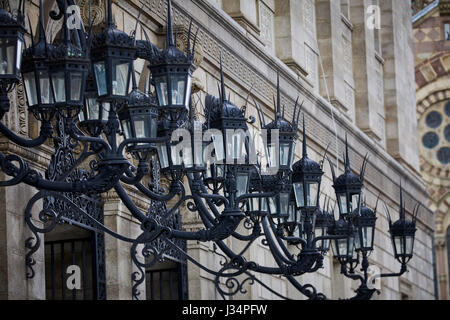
[0,0,423,301]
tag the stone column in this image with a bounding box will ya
[103,191,146,300]
[350,0,386,145]
[380,0,420,171]
[274,0,308,77]
[316,0,356,121]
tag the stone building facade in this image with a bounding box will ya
[0,0,435,300]
[412,0,450,300]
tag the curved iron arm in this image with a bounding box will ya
[0,120,53,148]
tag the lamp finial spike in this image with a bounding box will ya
[166,0,174,47]
[302,114,307,158]
[345,133,350,172]
[220,53,226,103]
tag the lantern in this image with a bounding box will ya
[330,218,354,262]
[314,208,335,252]
[91,0,135,102]
[21,0,55,120]
[354,205,377,253]
[0,2,25,85]
[387,185,418,265]
[47,1,89,115]
[245,167,269,215]
[262,175,291,219]
[148,0,195,112]
[264,74,298,172]
[292,116,324,210]
[330,135,368,217]
[78,74,111,136]
[118,88,159,157]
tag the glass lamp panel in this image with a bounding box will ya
[405,236,414,255]
[351,194,360,214]
[70,72,83,101]
[170,75,186,105]
[249,197,258,211]
[394,236,402,256]
[362,226,373,249]
[236,173,248,198]
[184,75,192,107]
[0,38,15,75]
[112,60,129,96]
[348,236,355,256]
[39,70,53,104]
[228,133,243,160]
[260,197,267,212]
[23,72,37,106]
[280,142,291,167]
[279,193,289,216]
[267,197,276,215]
[16,39,23,74]
[78,109,85,122]
[290,142,296,167]
[93,62,107,96]
[267,144,277,168]
[212,133,225,161]
[287,204,296,222]
[339,194,348,215]
[183,145,194,168]
[216,164,225,178]
[87,98,100,120]
[293,183,304,208]
[157,144,169,169]
[171,145,183,166]
[354,232,361,250]
[101,102,111,121]
[121,120,132,140]
[133,115,149,139]
[154,76,168,106]
[52,71,66,103]
[307,182,319,207]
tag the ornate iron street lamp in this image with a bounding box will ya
[0,0,424,302]
[148,0,196,114]
[91,0,135,104]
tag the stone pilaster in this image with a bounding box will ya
[316,0,356,121]
[380,0,420,172]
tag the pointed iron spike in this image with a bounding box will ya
[27,15,34,47]
[414,203,421,221]
[345,133,350,171]
[219,53,226,103]
[321,143,331,169]
[302,114,307,158]
[192,27,199,57]
[243,83,255,108]
[166,0,174,47]
[399,180,404,220]
[252,97,262,126]
[131,61,138,90]
[186,20,192,55]
[38,0,46,42]
[63,0,70,45]
[142,26,150,42]
[292,97,299,124]
[326,155,336,182]
[276,72,281,117]
[383,202,392,224]
[132,2,144,45]
[374,194,380,214]
[107,0,113,27]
